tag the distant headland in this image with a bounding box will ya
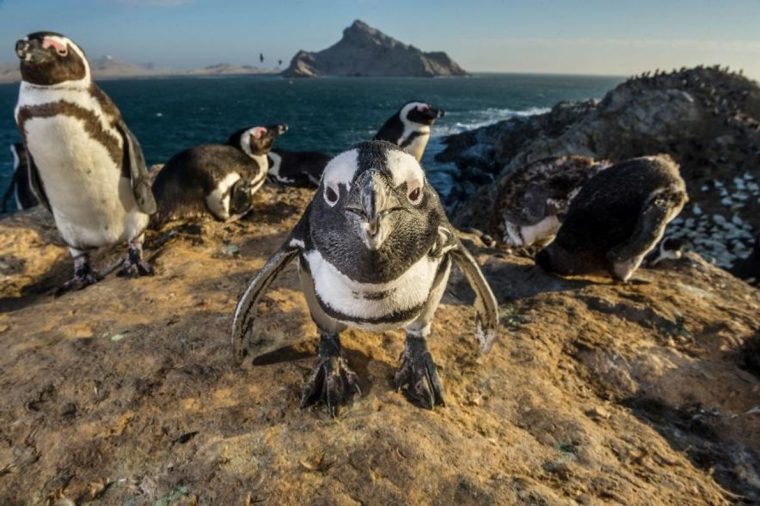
[281,20,468,78]
[0,56,276,83]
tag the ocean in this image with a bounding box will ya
[0,73,622,204]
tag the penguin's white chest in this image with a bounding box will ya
[304,249,444,329]
[403,133,430,162]
[23,115,146,249]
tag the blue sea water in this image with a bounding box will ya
[0,73,623,203]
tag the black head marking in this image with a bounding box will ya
[16,32,88,85]
[227,124,288,156]
[308,141,444,283]
[402,101,445,126]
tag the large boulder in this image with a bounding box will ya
[439,67,760,269]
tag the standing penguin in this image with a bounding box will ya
[152,124,287,226]
[267,148,332,188]
[374,101,445,162]
[232,141,499,415]
[1,143,40,212]
[14,32,157,291]
[536,155,688,281]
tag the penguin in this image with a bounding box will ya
[14,32,157,291]
[373,101,445,162]
[492,156,610,248]
[151,124,287,226]
[730,235,759,285]
[536,155,688,282]
[1,143,40,212]
[232,141,499,415]
[267,149,332,188]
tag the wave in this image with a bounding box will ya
[423,106,549,200]
[430,106,551,139]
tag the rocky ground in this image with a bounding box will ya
[438,67,760,270]
[0,185,759,504]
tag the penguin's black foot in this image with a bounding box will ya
[56,272,100,296]
[55,255,100,296]
[118,259,153,277]
[395,336,445,409]
[118,244,153,277]
[300,334,361,417]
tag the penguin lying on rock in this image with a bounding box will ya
[536,155,688,282]
[493,156,610,248]
[232,141,499,415]
[374,101,445,162]
[152,124,287,226]
[1,143,39,212]
[267,149,331,188]
[14,32,157,291]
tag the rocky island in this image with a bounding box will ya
[282,20,468,78]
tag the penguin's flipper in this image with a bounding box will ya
[231,216,308,364]
[1,171,17,213]
[117,121,157,215]
[26,153,51,212]
[439,225,500,353]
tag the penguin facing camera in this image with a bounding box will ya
[232,141,499,416]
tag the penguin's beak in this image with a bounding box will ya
[15,39,48,63]
[344,170,405,250]
[268,124,288,138]
[429,107,445,119]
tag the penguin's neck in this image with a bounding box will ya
[239,140,268,172]
[399,122,431,145]
[247,152,268,172]
[20,78,91,97]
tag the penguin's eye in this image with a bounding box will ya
[56,47,68,57]
[324,185,339,206]
[407,183,423,205]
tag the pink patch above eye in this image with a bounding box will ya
[42,37,68,55]
[251,127,267,139]
[417,104,429,111]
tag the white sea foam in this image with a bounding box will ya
[424,106,550,199]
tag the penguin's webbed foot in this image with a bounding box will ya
[395,336,445,409]
[300,334,361,417]
[55,254,100,296]
[56,271,100,296]
[118,243,153,277]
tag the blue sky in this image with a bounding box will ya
[1,0,759,77]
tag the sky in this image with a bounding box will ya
[0,0,759,78]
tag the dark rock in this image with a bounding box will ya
[439,67,760,270]
[282,20,467,78]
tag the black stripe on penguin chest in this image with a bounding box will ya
[17,101,122,167]
[303,251,450,326]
